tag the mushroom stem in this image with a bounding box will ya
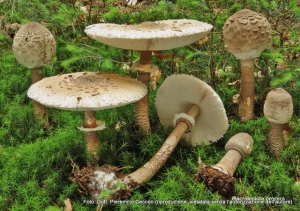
[31,67,43,83]
[268,122,284,160]
[213,149,243,176]
[83,110,99,157]
[139,51,152,69]
[125,104,200,185]
[31,67,49,129]
[135,51,152,133]
[239,59,255,122]
[195,133,253,199]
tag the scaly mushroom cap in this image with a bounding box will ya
[27,72,147,111]
[155,74,228,146]
[85,19,213,51]
[225,133,253,158]
[223,9,271,60]
[12,22,56,68]
[263,88,293,124]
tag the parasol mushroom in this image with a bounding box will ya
[70,74,228,200]
[155,74,229,146]
[85,19,213,133]
[12,22,56,128]
[27,72,147,163]
[263,88,293,160]
[195,133,253,199]
[223,9,271,122]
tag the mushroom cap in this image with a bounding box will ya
[85,19,213,51]
[225,133,253,159]
[12,22,56,68]
[155,74,228,146]
[263,88,293,124]
[223,9,271,60]
[27,72,147,111]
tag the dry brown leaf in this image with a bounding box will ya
[152,51,173,60]
[64,198,72,211]
[283,123,292,146]
[228,80,240,86]
[232,94,240,104]
[150,70,161,90]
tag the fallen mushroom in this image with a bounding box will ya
[155,74,229,146]
[70,74,228,200]
[223,9,271,122]
[263,88,293,160]
[12,22,56,128]
[27,72,147,163]
[195,133,253,199]
[85,19,213,133]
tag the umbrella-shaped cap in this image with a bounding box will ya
[155,74,228,146]
[85,19,213,51]
[27,72,147,111]
[12,22,56,68]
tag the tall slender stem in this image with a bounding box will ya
[239,59,255,122]
[31,67,49,129]
[135,51,152,133]
[126,104,200,185]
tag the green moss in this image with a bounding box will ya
[0,0,299,210]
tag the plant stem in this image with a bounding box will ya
[214,149,243,176]
[269,122,284,160]
[126,104,200,185]
[239,59,255,122]
[31,67,49,129]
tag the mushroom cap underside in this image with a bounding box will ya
[223,9,271,60]
[155,74,228,146]
[85,19,213,50]
[12,22,56,68]
[263,88,293,124]
[27,72,147,111]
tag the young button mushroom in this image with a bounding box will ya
[195,133,253,199]
[27,72,147,163]
[263,88,293,160]
[12,22,56,129]
[70,74,228,200]
[85,19,213,133]
[223,9,271,122]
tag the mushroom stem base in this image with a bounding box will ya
[268,122,284,160]
[195,165,235,199]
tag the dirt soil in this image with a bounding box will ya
[195,165,235,200]
[69,164,131,201]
